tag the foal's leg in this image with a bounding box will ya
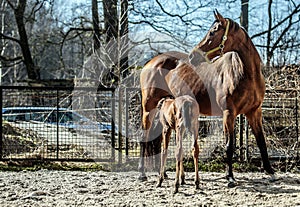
[223,110,236,187]
[246,107,275,179]
[174,127,183,194]
[192,127,200,189]
[157,127,171,187]
[180,157,185,185]
[180,129,187,185]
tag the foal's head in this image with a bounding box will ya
[189,10,246,65]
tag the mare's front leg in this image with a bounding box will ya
[157,127,171,187]
[223,110,236,187]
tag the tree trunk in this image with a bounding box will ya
[14,0,40,80]
[92,0,101,51]
[240,0,249,31]
[266,0,273,68]
[120,0,129,78]
[103,0,118,43]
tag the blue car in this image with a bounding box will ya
[2,107,114,134]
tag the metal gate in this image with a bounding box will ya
[0,86,116,162]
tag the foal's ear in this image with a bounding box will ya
[214,9,226,25]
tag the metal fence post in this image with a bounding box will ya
[245,119,249,162]
[118,89,122,164]
[56,89,59,160]
[239,114,244,161]
[296,97,299,160]
[111,89,116,162]
[0,87,2,160]
[125,88,129,159]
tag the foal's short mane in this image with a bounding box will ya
[157,96,174,110]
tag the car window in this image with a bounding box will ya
[58,111,82,123]
[31,111,48,122]
[3,110,27,121]
[2,108,85,124]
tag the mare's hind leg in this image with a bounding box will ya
[223,110,236,187]
[157,127,171,187]
[246,107,275,178]
[138,107,157,180]
[138,141,147,181]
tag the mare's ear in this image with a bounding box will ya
[214,9,226,25]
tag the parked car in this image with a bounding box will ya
[2,107,114,134]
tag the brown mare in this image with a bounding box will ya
[139,10,275,187]
[156,95,200,193]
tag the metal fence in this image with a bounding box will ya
[0,86,116,162]
[0,86,299,164]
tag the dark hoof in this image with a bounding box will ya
[163,172,168,179]
[174,183,179,194]
[156,178,163,188]
[228,181,235,188]
[138,174,147,181]
[269,174,277,182]
[227,177,235,188]
[195,181,200,190]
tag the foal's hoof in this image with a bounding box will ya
[138,174,147,181]
[173,183,179,194]
[173,188,179,194]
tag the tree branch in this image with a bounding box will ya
[0,33,21,44]
[251,3,300,39]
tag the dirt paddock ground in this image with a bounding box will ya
[0,170,299,206]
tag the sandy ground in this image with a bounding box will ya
[0,170,299,207]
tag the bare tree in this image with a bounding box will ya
[120,0,129,78]
[103,0,118,44]
[240,0,249,31]
[4,0,40,80]
[92,0,101,51]
[251,1,300,66]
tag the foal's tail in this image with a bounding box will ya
[182,101,192,132]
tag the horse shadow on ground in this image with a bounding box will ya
[234,174,300,195]
[176,173,300,196]
[145,173,300,196]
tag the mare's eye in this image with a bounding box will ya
[209,31,215,36]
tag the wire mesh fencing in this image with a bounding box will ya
[1,86,299,165]
[0,86,116,162]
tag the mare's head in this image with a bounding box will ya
[189,10,247,66]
